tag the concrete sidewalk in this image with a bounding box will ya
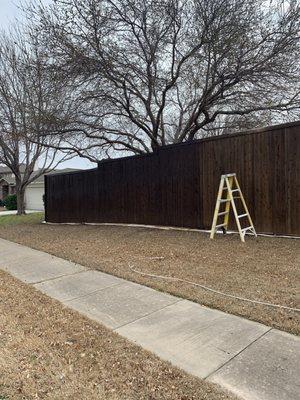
[0,210,40,216]
[0,237,299,400]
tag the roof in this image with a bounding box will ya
[0,170,16,185]
[0,166,81,186]
[0,177,14,185]
[1,176,15,185]
[29,168,81,184]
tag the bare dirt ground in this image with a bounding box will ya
[0,270,235,400]
[0,216,299,335]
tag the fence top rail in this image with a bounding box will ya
[43,121,300,175]
[96,120,300,167]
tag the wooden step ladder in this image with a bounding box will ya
[210,173,257,242]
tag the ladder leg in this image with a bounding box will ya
[234,176,257,237]
[210,177,225,239]
[226,177,244,242]
[223,176,233,232]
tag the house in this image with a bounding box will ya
[0,166,79,210]
[0,165,26,201]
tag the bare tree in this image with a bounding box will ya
[0,33,74,214]
[28,0,300,157]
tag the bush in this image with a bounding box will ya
[0,199,4,207]
[3,194,17,210]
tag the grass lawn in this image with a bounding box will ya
[0,211,44,225]
[0,213,299,336]
[0,270,234,400]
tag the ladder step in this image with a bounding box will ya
[219,199,230,203]
[242,226,253,232]
[231,189,239,193]
[216,223,227,228]
[222,173,236,178]
[233,196,241,199]
[218,211,229,216]
[238,213,248,218]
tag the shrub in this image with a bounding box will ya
[3,194,17,210]
[0,199,4,207]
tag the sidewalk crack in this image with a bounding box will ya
[204,327,273,380]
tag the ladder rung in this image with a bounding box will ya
[233,196,241,199]
[231,189,239,193]
[216,223,227,228]
[222,173,236,178]
[218,211,229,216]
[238,213,248,218]
[242,226,253,232]
[219,199,230,203]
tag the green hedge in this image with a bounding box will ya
[3,194,17,210]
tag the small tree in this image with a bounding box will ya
[28,0,300,158]
[0,32,74,215]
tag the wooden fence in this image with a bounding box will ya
[45,121,300,235]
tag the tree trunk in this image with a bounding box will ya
[151,138,159,151]
[16,186,26,215]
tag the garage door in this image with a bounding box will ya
[25,186,44,211]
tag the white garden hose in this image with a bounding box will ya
[44,221,300,239]
[128,262,300,313]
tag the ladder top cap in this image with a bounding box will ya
[222,173,236,178]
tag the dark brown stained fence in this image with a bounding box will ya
[45,121,300,235]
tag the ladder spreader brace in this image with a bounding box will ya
[210,173,257,242]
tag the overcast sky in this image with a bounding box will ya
[0,0,96,170]
[0,0,23,31]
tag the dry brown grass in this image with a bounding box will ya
[0,218,299,335]
[0,270,235,400]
